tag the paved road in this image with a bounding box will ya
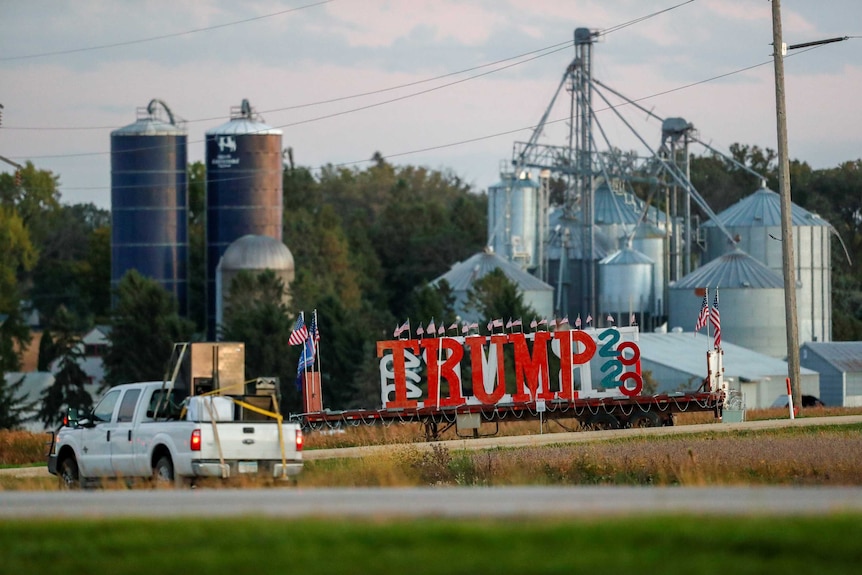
[3,486,862,518]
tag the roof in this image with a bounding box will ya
[600,247,654,266]
[219,235,294,271]
[801,341,862,373]
[578,184,667,226]
[206,118,282,136]
[112,117,185,136]
[672,249,784,289]
[638,332,817,382]
[433,249,553,293]
[702,187,831,228]
[547,210,615,260]
[488,178,540,190]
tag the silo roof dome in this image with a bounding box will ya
[219,235,294,271]
[673,249,783,289]
[702,187,831,228]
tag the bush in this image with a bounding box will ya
[0,430,48,465]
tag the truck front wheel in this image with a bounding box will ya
[153,455,175,486]
[58,456,80,490]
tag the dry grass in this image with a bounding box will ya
[4,406,862,491]
[300,424,862,488]
[0,430,52,466]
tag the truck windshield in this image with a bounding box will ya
[93,389,121,423]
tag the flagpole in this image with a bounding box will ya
[705,287,711,345]
[436,322,443,408]
[314,309,321,388]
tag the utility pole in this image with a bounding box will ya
[771,0,802,412]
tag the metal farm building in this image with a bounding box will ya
[702,186,833,344]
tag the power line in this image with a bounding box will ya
[0,0,335,62]
[601,0,696,36]
[3,40,574,131]
[14,45,827,188]
[2,0,700,133]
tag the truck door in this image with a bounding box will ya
[79,389,122,477]
[110,389,141,476]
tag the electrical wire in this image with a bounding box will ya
[601,0,696,36]
[29,44,832,192]
[0,0,335,62]
[3,39,574,131]
[5,0,699,130]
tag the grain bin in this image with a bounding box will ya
[110,99,188,315]
[205,99,283,338]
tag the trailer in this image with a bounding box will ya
[296,326,726,440]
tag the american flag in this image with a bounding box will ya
[711,289,721,348]
[585,314,592,325]
[288,312,308,346]
[309,310,320,343]
[694,289,710,332]
[606,314,615,324]
[575,315,581,328]
[394,319,409,338]
[630,312,637,326]
[427,319,436,335]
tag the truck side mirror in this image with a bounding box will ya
[64,408,79,427]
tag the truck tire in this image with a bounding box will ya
[585,412,620,430]
[58,456,80,490]
[628,410,661,428]
[153,455,175,486]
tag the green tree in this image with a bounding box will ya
[103,270,195,389]
[465,268,538,328]
[37,307,93,427]
[406,280,457,329]
[187,161,206,331]
[0,374,36,430]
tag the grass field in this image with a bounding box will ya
[2,417,861,573]
[1,515,860,574]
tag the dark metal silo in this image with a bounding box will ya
[204,99,283,339]
[110,99,188,316]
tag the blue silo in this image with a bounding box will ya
[205,99,283,338]
[110,99,188,316]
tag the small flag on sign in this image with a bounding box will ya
[606,314,615,324]
[575,315,581,329]
[630,313,636,326]
[586,314,593,325]
[427,319,436,335]
[394,320,409,338]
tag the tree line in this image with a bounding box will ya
[1,145,861,428]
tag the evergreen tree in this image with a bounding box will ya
[0,374,36,430]
[103,270,195,389]
[37,307,93,427]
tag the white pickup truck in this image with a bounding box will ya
[47,381,303,487]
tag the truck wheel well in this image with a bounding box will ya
[151,445,172,469]
[57,445,77,465]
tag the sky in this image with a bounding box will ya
[1,0,860,209]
